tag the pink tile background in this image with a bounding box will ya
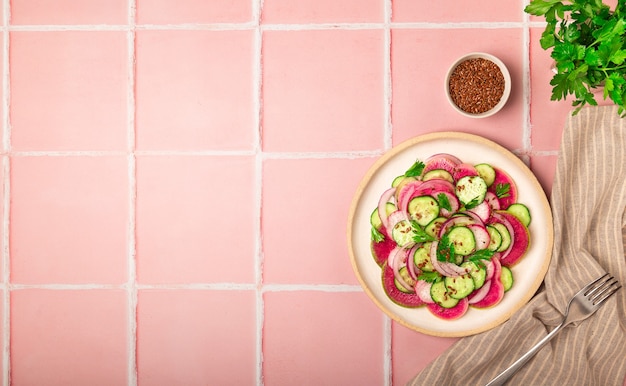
[0,1,619,386]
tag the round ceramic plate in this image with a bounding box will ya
[347,132,554,337]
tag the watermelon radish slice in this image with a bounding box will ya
[467,223,491,250]
[370,228,395,267]
[453,163,479,181]
[471,258,505,308]
[468,279,492,304]
[415,280,435,303]
[494,211,530,267]
[427,297,469,320]
[488,167,518,209]
[381,263,424,308]
[423,156,458,175]
[484,191,501,211]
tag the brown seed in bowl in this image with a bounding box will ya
[448,58,505,114]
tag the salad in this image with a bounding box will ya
[370,153,531,320]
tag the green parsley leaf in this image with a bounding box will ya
[371,227,385,243]
[437,193,452,211]
[468,249,495,268]
[463,197,481,210]
[495,183,511,199]
[410,220,435,243]
[404,160,425,177]
[417,271,441,283]
[436,233,455,262]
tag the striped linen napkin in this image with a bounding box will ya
[408,105,626,386]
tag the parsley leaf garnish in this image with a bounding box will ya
[437,193,452,211]
[436,233,455,262]
[404,160,425,177]
[463,197,481,210]
[468,249,495,268]
[410,220,435,243]
[371,227,385,243]
[417,271,441,283]
[495,183,510,199]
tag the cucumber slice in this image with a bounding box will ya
[391,219,414,248]
[370,203,396,229]
[430,280,459,308]
[408,196,440,226]
[475,163,496,187]
[444,274,475,299]
[422,169,454,183]
[460,261,486,288]
[424,216,446,238]
[501,266,514,292]
[492,222,511,252]
[394,266,416,293]
[455,175,488,206]
[391,175,406,188]
[413,242,434,271]
[447,226,476,256]
[507,203,531,227]
[486,225,503,252]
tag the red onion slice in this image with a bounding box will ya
[378,187,396,230]
[468,279,492,304]
[415,280,435,303]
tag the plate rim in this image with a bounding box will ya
[347,131,554,337]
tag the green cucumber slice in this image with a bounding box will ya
[455,175,488,206]
[447,226,476,256]
[424,216,446,238]
[486,225,503,252]
[501,266,514,292]
[422,169,454,183]
[492,222,511,252]
[408,196,440,226]
[460,261,487,288]
[413,242,434,271]
[444,274,475,299]
[391,219,414,248]
[370,203,396,230]
[430,280,459,308]
[475,163,496,187]
[507,203,532,227]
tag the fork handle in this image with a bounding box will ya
[485,322,565,386]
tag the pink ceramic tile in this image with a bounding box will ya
[137,289,256,385]
[136,155,256,284]
[530,154,558,199]
[136,0,252,24]
[135,30,255,151]
[391,28,525,150]
[262,157,375,284]
[10,156,128,284]
[262,0,383,23]
[0,159,4,280]
[11,289,128,385]
[262,30,385,152]
[391,323,457,385]
[263,291,384,385]
[11,0,128,25]
[392,0,521,22]
[10,31,128,151]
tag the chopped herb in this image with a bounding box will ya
[410,220,435,243]
[437,193,452,211]
[464,197,481,210]
[436,233,455,262]
[417,271,441,283]
[404,160,425,177]
[371,227,385,243]
[496,183,510,198]
[468,249,495,268]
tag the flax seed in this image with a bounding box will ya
[449,58,505,114]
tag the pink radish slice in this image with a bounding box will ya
[467,223,491,250]
[370,228,396,267]
[484,191,501,211]
[378,187,396,229]
[385,210,409,237]
[453,163,479,180]
[396,181,421,213]
[427,297,469,320]
[423,157,458,175]
[468,279,492,304]
[391,248,414,293]
[415,280,435,303]
[425,153,463,165]
[467,200,492,223]
[495,211,531,267]
[489,211,516,261]
[485,257,496,280]
[471,275,505,308]
[381,263,424,308]
[488,167,518,209]
[432,190,460,217]
[437,215,476,238]
[406,244,419,280]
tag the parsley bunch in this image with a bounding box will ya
[525,0,626,115]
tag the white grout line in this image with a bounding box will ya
[2,1,10,385]
[126,2,138,385]
[253,1,265,385]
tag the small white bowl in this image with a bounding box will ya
[445,52,511,118]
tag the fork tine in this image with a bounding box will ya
[581,273,610,296]
[591,281,621,306]
[587,276,618,302]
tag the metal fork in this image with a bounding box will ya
[485,273,621,386]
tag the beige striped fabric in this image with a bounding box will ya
[407,105,626,386]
